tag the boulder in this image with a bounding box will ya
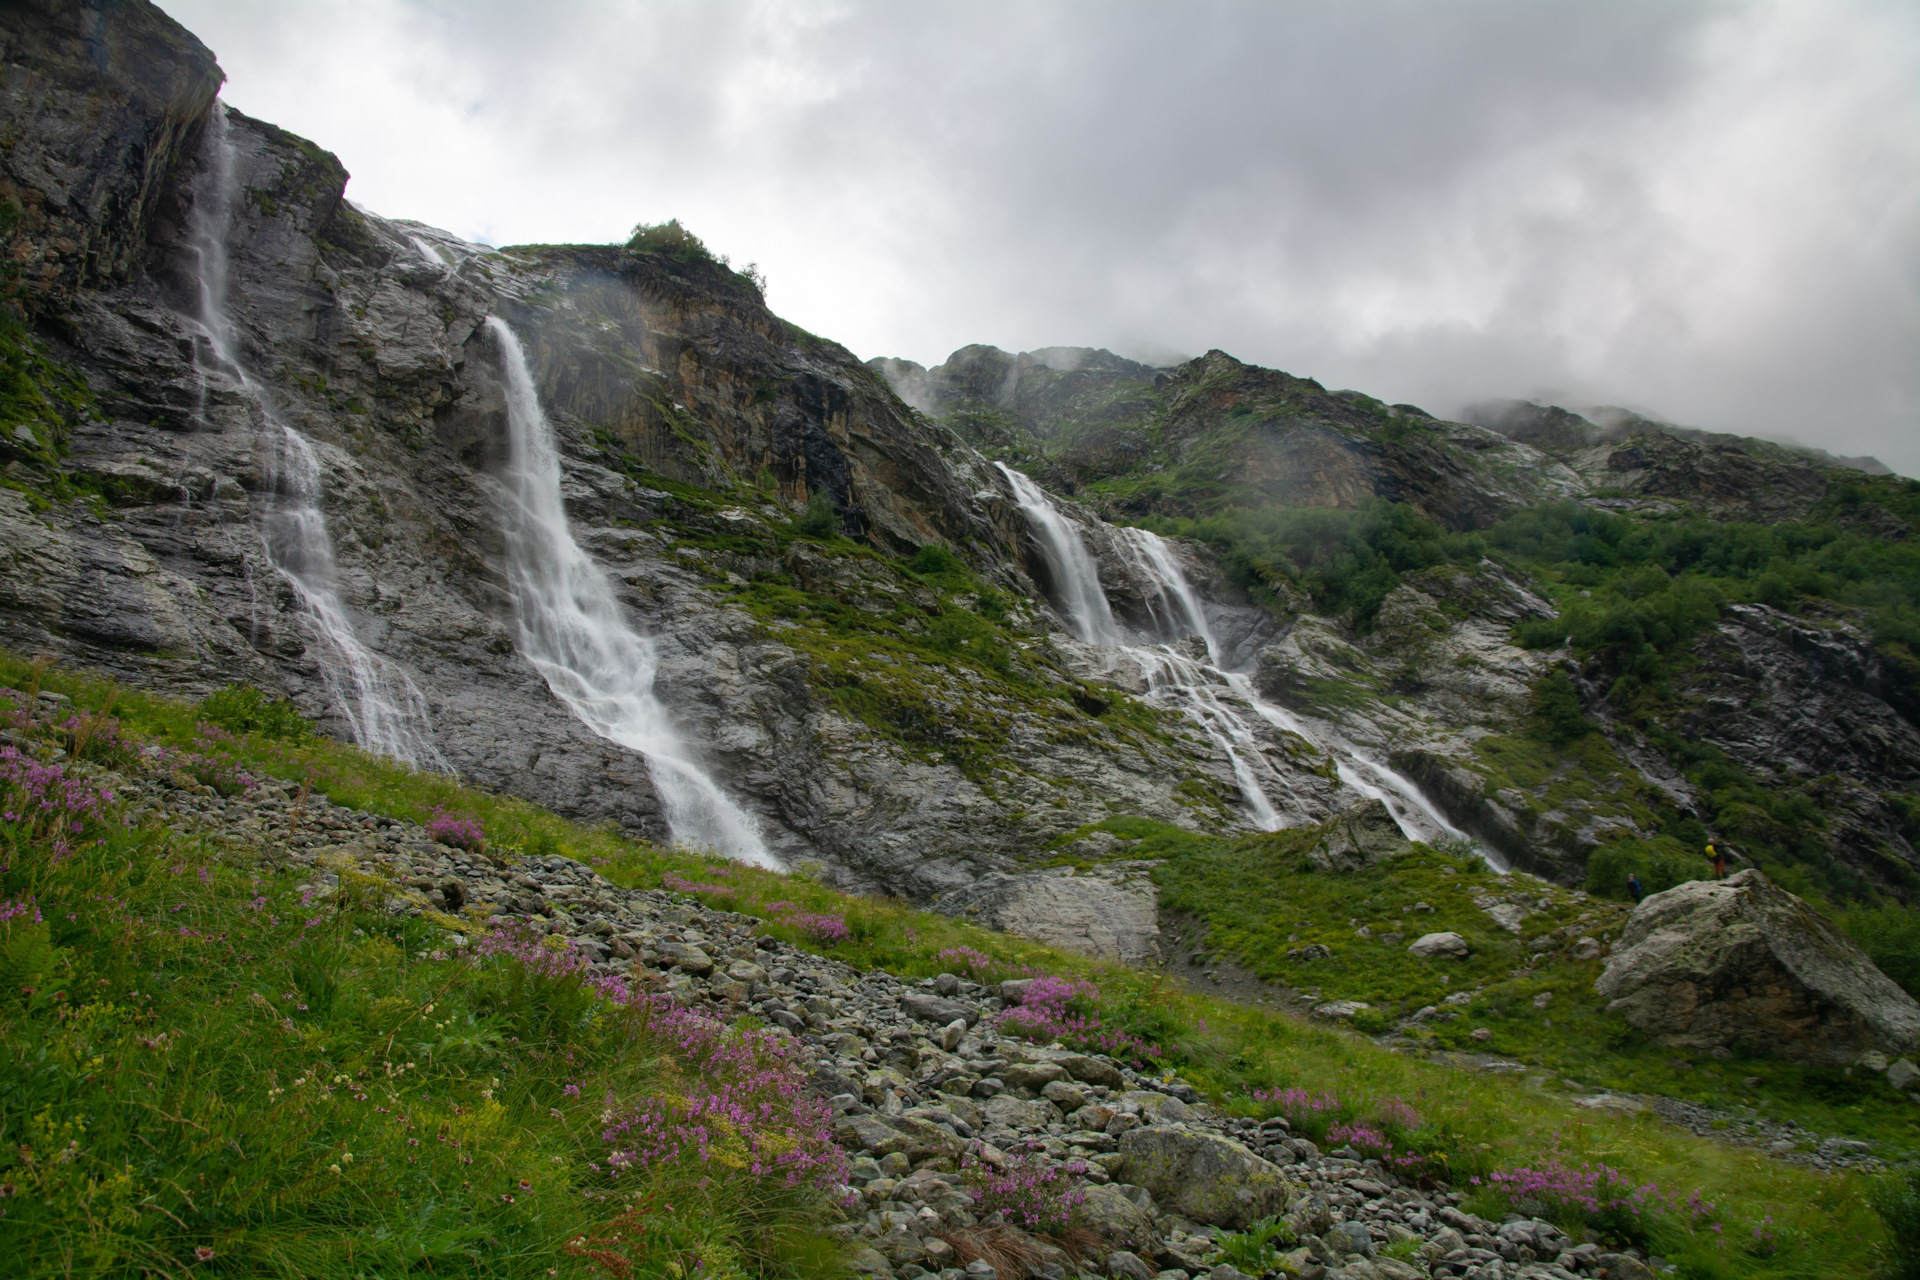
[1407,931,1469,959]
[1117,1090,1195,1123]
[899,992,978,1027]
[983,1095,1060,1130]
[1594,870,1920,1064]
[1075,1183,1156,1250]
[1116,1128,1291,1228]
[1308,799,1411,874]
[933,864,1162,963]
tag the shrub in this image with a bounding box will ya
[1870,1168,1920,1279]
[794,490,840,538]
[1474,1157,1720,1247]
[1213,1216,1295,1273]
[1585,837,1706,901]
[625,217,715,263]
[424,806,485,852]
[1842,903,1920,1002]
[906,543,961,577]
[199,684,314,741]
[962,1149,1088,1236]
[995,974,1162,1063]
[1529,671,1591,746]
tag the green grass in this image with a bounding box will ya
[1066,813,1920,1171]
[0,664,843,1277]
[0,653,1901,1277]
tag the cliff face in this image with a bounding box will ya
[0,5,1329,898]
[1,0,1914,910]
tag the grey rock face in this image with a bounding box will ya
[1595,869,1920,1064]
[932,862,1162,963]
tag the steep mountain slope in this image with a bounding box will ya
[1,0,1915,936]
[875,346,1920,905]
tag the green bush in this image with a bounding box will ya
[625,217,714,264]
[905,542,961,577]
[198,684,315,741]
[1841,903,1920,1002]
[1529,671,1592,746]
[793,490,840,538]
[1585,837,1708,901]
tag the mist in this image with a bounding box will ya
[157,0,1920,475]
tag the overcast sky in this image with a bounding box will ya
[158,0,1920,475]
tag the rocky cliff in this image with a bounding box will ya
[1,0,1915,922]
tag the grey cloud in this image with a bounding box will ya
[160,0,1920,474]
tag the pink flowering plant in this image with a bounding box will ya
[962,1147,1090,1237]
[1474,1156,1721,1247]
[425,806,485,852]
[994,973,1166,1064]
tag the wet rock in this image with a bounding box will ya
[1596,869,1920,1064]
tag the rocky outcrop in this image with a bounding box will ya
[0,0,222,314]
[1309,798,1411,873]
[1594,870,1920,1065]
[933,862,1163,964]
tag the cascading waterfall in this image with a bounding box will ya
[996,463,1121,645]
[486,317,776,867]
[1002,465,1495,860]
[1000,465,1278,828]
[185,102,445,769]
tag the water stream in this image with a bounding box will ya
[486,318,775,867]
[1000,465,1492,858]
[186,103,444,769]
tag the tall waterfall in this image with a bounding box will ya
[1001,466,1490,858]
[486,318,775,867]
[186,103,444,769]
[996,463,1122,646]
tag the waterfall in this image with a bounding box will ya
[1000,466,1494,859]
[185,103,445,770]
[486,317,776,867]
[996,462,1121,646]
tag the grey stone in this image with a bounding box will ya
[1308,799,1411,874]
[1407,931,1469,959]
[901,993,978,1027]
[1076,1183,1157,1250]
[1595,870,1920,1064]
[1106,1251,1154,1280]
[1116,1128,1290,1228]
[934,864,1162,964]
[1890,1058,1920,1091]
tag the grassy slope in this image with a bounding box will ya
[1071,816,1920,1158]
[0,653,1890,1278]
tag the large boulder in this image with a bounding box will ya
[1308,799,1411,874]
[933,863,1162,963]
[1116,1127,1292,1228]
[1594,870,1920,1064]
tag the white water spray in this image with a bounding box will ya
[186,103,444,769]
[486,317,775,867]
